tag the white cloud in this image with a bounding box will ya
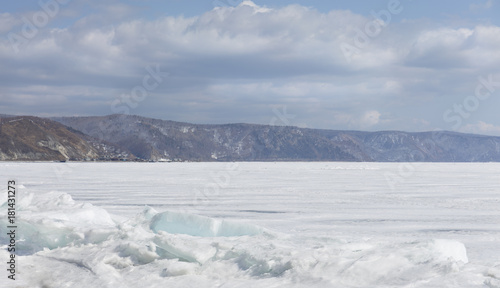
[360,110,381,128]
[405,28,474,68]
[470,0,494,12]
[0,13,20,34]
[460,121,500,136]
[1,1,500,131]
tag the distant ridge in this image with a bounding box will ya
[49,114,500,162]
[2,114,500,162]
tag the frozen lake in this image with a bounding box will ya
[1,162,500,287]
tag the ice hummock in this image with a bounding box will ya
[150,210,263,237]
[0,187,481,288]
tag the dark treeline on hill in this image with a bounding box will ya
[1,114,500,162]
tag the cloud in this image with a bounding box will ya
[405,28,474,69]
[1,1,500,132]
[470,0,494,12]
[460,121,500,136]
[0,13,20,34]
[360,110,381,128]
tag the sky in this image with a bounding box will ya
[1,0,500,135]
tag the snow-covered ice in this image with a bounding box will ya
[1,162,499,287]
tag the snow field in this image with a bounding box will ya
[1,162,499,287]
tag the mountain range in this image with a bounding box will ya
[1,114,500,162]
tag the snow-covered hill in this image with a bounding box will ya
[54,114,500,162]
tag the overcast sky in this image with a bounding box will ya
[1,0,500,135]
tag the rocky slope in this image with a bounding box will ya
[0,116,133,161]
